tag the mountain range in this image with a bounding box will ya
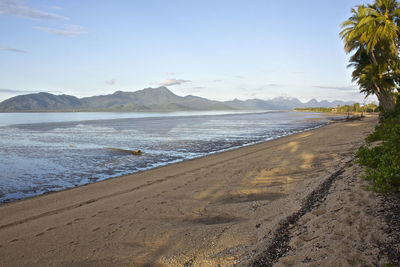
[0,87,356,112]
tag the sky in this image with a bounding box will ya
[0,0,376,103]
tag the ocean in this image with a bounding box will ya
[0,111,340,203]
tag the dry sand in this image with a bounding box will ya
[0,116,379,266]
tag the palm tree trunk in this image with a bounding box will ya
[377,91,396,112]
[373,81,396,112]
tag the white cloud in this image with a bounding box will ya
[34,24,88,36]
[157,79,191,87]
[313,85,357,91]
[0,89,61,94]
[0,46,25,53]
[0,0,68,20]
[51,5,63,11]
[263,69,277,73]
[105,79,116,85]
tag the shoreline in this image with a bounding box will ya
[0,116,378,266]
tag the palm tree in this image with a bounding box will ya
[361,0,400,56]
[349,48,397,111]
[340,6,369,54]
[340,0,400,113]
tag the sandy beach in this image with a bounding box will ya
[0,116,379,266]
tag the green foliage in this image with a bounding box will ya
[294,103,377,114]
[367,113,400,142]
[356,112,400,192]
[364,102,379,112]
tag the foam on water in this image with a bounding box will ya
[0,111,341,203]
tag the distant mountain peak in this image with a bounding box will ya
[113,90,124,94]
[142,86,170,91]
[135,86,177,96]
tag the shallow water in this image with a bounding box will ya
[0,111,340,203]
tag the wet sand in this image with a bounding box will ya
[0,117,378,266]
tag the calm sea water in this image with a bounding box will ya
[0,111,339,203]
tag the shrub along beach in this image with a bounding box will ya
[295,102,378,114]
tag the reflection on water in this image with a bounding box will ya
[0,111,339,203]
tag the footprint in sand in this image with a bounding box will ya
[69,241,79,246]
[312,209,327,216]
[9,238,23,243]
[47,248,56,254]
[66,218,83,225]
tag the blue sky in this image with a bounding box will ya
[0,0,374,102]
